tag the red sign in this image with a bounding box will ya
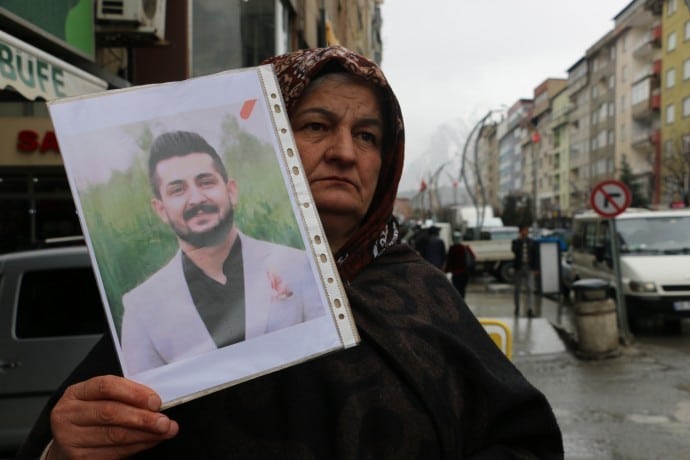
[16,130,60,154]
[590,180,631,218]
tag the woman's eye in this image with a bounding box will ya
[306,122,326,132]
[357,131,377,145]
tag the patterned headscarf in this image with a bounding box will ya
[262,46,405,282]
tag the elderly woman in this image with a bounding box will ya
[18,47,563,459]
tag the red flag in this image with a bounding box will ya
[531,131,541,143]
[420,179,427,192]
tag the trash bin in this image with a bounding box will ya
[572,279,620,359]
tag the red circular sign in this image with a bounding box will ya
[590,180,631,217]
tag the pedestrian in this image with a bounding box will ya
[420,225,446,268]
[17,46,562,460]
[512,224,540,317]
[444,231,475,297]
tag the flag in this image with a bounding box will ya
[420,179,427,192]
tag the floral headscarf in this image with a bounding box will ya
[262,46,405,282]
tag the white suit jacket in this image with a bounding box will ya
[121,233,324,374]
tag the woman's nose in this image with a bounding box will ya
[325,127,356,163]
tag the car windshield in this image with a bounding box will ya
[617,215,690,253]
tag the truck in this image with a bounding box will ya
[464,226,519,283]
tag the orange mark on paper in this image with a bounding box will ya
[240,99,257,119]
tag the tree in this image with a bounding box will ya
[660,136,690,205]
[619,158,649,208]
[501,192,534,227]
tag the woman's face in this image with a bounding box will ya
[290,73,383,252]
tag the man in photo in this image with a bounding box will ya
[121,130,324,374]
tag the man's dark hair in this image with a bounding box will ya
[149,131,228,198]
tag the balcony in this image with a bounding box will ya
[652,59,662,76]
[632,88,660,120]
[631,128,661,153]
[650,89,661,110]
[633,24,662,58]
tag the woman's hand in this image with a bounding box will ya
[47,375,178,460]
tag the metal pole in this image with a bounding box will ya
[610,218,633,344]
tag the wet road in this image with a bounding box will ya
[464,279,690,459]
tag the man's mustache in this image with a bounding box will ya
[183,203,220,221]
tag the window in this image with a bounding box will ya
[0,171,80,253]
[685,21,690,41]
[632,79,651,105]
[608,102,615,117]
[683,97,690,117]
[598,130,607,147]
[666,104,675,124]
[668,0,677,15]
[667,68,676,88]
[620,95,627,112]
[620,123,626,142]
[609,75,615,89]
[621,65,628,82]
[607,130,615,146]
[15,268,105,338]
[684,58,690,80]
[668,31,677,52]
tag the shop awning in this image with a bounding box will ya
[0,29,107,101]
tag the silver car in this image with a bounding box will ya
[0,246,105,457]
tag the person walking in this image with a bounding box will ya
[444,231,475,297]
[420,225,446,269]
[511,225,539,317]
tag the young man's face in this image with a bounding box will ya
[151,152,237,248]
[519,227,530,238]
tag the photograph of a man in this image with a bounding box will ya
[121,130,324,375]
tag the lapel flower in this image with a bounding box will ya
[267,270,294,301]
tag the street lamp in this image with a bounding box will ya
[459,108,505,237]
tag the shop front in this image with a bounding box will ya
[0,118,80,253]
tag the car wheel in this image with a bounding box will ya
[498,261,515,284]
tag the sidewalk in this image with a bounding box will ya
[463,277,577,358]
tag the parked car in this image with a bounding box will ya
[0,246,105,457]
[464,226,519,283]
[568,208,690,331]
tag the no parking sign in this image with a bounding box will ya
[590,180,631,217]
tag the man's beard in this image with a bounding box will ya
[172,203,235,248]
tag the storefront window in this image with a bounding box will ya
[0,169,79,253]
[191,0,291,76]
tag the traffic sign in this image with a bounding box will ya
[590,180,631,218]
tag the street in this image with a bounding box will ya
[464,278,690,459]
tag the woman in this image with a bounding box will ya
[18,46,563,459]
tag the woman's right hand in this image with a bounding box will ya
[47,375,178,460]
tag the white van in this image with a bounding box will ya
[568,208,690,330]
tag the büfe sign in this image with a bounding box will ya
[47,66,359,408]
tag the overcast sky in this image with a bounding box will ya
[379,0,633,191]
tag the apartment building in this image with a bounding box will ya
[566,57,593,213]
[614,0,662,204]
[659,0,690,205]
[497,99,533,201]
[530,78,567,223]
[549,87,572,220]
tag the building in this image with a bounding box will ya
[0,0,383,253]
[657,0,690,205]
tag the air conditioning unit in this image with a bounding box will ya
[96,0,166,41]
